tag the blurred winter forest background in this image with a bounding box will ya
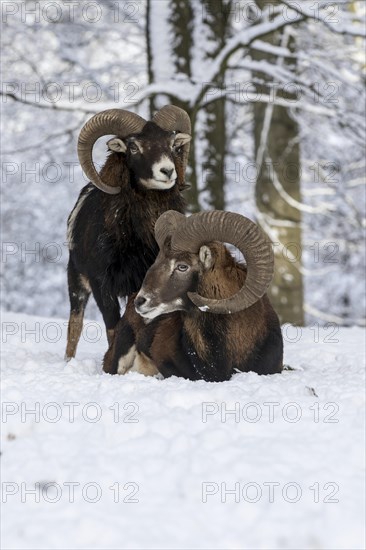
[1,0,365,327]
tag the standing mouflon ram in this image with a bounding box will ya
[65,106,191,360]
[103,210,283,382]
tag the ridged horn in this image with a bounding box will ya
[152,105,191,188]
[170,211,274,314]
[78,109,146,194]
[154,210,186,249]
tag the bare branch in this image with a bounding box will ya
[281,0,366,37]
[1,91,101,114]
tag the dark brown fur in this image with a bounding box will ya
[65,123,187,360]
[104,242,283,382]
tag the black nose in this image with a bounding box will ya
[135,296,147,308]
[160,167,174,178]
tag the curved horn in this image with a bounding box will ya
[154,210,186,249]
[152,105,191,187]
[78,109,146,194]
[170,211,274,314]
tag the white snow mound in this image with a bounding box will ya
[1,311,365,550]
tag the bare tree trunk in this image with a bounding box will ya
[201,0,232,210]
[146,0,199,211]
[169,0,199,211]
[253,1,304,325]
[146,0,156,117]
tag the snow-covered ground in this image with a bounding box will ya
[1,311,365,550]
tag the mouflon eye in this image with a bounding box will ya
[129,143,139,154]
[176,264,189,272]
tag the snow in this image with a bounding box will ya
[1,311,365,550]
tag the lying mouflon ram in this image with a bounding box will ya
[65,106,191,360]
[103,210,283,382]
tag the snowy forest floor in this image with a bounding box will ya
[1,311,365,550]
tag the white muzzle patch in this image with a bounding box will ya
[140,155,177,190]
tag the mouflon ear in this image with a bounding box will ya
[107,138,127,153]
[199,245,214,270]
[174,133,192,148]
